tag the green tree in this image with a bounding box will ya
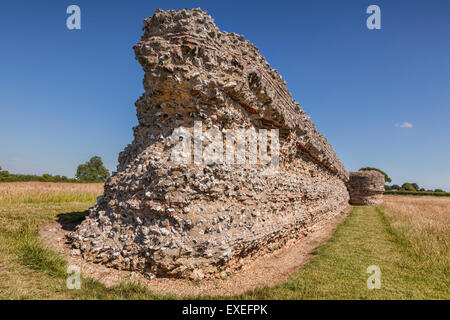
[384,185,391,191]
[41,173,53,182]
[434,189,445,193]
[390,184,401,190]
[0,166,10,180]
[76,156,110,182]
[401,183,416,191]
[411,183,420,191]
[359,167,391,183]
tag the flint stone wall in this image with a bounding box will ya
[347,171,385,205]
[68,8,349,281]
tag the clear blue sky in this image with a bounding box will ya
[1,0,449,190]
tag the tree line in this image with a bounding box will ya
[359,167,447,193]
[385,183,445,193]
[0,156,110,183]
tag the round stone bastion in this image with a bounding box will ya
[347,170,385,205]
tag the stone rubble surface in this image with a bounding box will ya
[68,8,350,280]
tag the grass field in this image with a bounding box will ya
[384,190,450,197]
[0,183,448,299]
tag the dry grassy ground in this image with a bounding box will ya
[382,195,449,268]
[0,182,448,299]
[0,182,103,204]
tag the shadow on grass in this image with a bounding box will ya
[56,210,89,231]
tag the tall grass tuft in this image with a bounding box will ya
[7,220,67,277]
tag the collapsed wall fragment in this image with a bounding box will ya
[68,8,350,280]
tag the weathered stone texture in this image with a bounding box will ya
[347,171,385,205]
[67,8,349,280]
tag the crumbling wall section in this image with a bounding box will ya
[67,8,350,281]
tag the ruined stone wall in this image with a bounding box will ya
[347,171,385,205]
[68,8,349,281]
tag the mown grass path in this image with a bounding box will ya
[237,206,449,299]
